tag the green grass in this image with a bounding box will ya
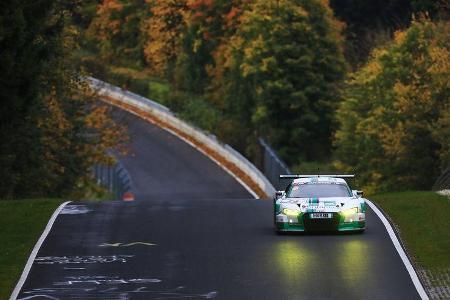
[0,199,65,299]
[371,191,450,270]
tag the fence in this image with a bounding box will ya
[433,167,450,191]
[93,161,132,200]
[259,138,292,191]
[88,76,276,198]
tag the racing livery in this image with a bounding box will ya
[274,175,366,233]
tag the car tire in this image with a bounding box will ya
[275,228,284,235]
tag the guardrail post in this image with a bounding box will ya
[433,167,450,191]
[259,138,291,191]
[92,160,133,200]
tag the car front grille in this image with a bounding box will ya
[303,213,340,231]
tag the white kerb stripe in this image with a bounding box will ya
[10,201,71,300]
[365,199,429,300]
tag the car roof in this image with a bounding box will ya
[292,176,348,185]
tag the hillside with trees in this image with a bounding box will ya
[82,0,348,164]
[1,0,448,197]
[335,20,449,193]
[78,0,447,193]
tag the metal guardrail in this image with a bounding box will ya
[93,161,132,200]
[259,138,292,191]
[88,76,276,198]
[259,134,450,193]
[433,167,450,191]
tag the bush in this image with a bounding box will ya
[334,19,450,193]
[148,81,171,105]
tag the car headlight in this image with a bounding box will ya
[283,208,300,216]
[341,207,359,217]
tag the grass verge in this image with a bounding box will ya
[0,199,65,299]
[371,191,450,270]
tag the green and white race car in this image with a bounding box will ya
[274,175,366,233]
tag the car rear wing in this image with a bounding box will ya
[279,174,355,179]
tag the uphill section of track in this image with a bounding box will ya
[114,109,251,200]
[15,111,421,299]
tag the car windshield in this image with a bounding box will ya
[287,183,351,198]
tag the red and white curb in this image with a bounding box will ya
[122,192,135,201]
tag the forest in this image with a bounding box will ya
[0,0,448,198]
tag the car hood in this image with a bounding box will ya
[279,197,361,213]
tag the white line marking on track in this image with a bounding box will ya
[10,201,71,300]
[366,199,429,300]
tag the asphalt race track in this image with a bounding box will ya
[15,110,421,299]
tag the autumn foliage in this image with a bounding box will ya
[134,0,346,163]
[0,1,126,199]
[214,0,347,163]
[144,0,189,77]
[76,0,449,193]
[334,20,450,193]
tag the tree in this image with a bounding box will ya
[144,0,189,80]
[87,0,150,67]
[214,0,347,164]
[174,0,246,93]
[334,19,450,193]
[329,0,447,66]
[0,0,126,198]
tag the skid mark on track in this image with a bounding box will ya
[53,276,162,286]
[35,255,133,264]
[60,205,91,215]
[19,286,218,300]
[18,296,60,300]
[99,242,122,247]
[20,275,216,300]
[99,242,157,247]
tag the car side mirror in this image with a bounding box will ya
[352,190,364,198]
[275,191,284,199]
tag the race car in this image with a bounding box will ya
[274,175,366,233]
